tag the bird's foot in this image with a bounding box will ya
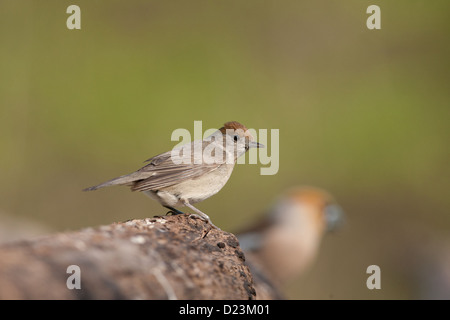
[188,214,221,231]
[180,201,221,231]
[163,206,185,216]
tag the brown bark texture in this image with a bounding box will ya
[0,214,262,300]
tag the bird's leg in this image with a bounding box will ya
[182,201,221,230]
[163,206,185,216]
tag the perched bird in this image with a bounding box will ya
[84,121,263,228]
[236,187,344,298]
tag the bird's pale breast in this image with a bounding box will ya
[155,163,235,206]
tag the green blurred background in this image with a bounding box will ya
[1,0,449,299]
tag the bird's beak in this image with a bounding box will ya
[248,141,264,148]
[324,204,345,232]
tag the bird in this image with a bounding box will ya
[83,121,264,229]
[236,187,344,298]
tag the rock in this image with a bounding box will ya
[0,214,256,300]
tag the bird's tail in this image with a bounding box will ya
[82,173,139,191]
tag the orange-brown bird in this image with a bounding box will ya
[236,187,344,298]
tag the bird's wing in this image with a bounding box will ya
[131,140,225,191]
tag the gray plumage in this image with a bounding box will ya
[83,121,264,229]
[83,140,224,192]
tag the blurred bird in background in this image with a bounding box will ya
[236,187,344,299]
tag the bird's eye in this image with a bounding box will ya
[233,135,239,142]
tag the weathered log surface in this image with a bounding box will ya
[0,214,258,300]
